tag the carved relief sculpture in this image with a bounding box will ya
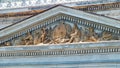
[34,30,40,45]
[83,27,98,42]
[20,38,26,45]
[10,21,119,46]
[102,31,112,40]
[39,28,47,43]
[52,23,70,43]
[24,32,33,45]
[14,37,25,45]
[69,24,81,43]
[4,41,11,46]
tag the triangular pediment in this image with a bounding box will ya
[0,5,120,45]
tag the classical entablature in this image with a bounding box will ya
[0,5,120,46]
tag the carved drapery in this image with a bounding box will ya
[0,14,120,46]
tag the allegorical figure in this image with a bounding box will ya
[69,29,79,43]
[34,30,40,45]
[52,23,66,43]
[69,24,81,43]
[85,27,98,42]
[25,32,33,45]
[102,31,112,40]
[40,28,47,43]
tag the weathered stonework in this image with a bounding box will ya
[0,9,120,46]
[0,5,120,68]
[0,41,120,68]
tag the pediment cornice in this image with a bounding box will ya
[0,5,120,44]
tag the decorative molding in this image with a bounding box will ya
[0,6,120,45]
[78,2,120,12]
[0,45,119,57]
[0,2,120,18]
[0,13,120,45]
[0,40,120,57]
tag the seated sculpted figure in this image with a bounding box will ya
[25,32,33,45]
[85,27,98,42]
[69,29,79,43]
[69,24,81,43]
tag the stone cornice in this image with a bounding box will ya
[1,6,120,36]
[75,2,120,12]
[0,6,120,44]
[0,41,120,57]
[0,2,120,18]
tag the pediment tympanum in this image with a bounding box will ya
[2,20,120,46]
[0,6,120,46]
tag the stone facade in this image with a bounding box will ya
[0,6,120,46]
[0,5,120,68]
